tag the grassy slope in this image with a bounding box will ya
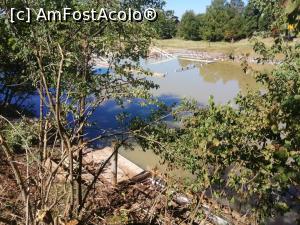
[154,38,299,58]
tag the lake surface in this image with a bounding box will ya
[23,59,259,171]
[116,59,258,171]
[147,59,257,104]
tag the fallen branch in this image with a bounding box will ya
[0,134,33,224]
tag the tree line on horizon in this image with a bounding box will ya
[154,0,275,41]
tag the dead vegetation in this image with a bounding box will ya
[0,142,255,225]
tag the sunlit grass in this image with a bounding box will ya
[154,38,299,58]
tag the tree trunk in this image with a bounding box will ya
[112,143,118,186]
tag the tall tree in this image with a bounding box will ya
[152,10,178,39]
[243,2,261,36]
[177,10,201,40]
[224,0,246,41]
[229,0,245,13]
[201,0,230,41]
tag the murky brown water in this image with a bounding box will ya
[149,59,259,103]
[120,59,261,171]
[122,60,298,224]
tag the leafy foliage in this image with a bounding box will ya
[151,10,179,39]
[2,0,161,130]
[177,11,202,40]
[0,0,164,222]
[0,15,35,107]
[2,118,39,153]
[177,0,274,42]
[134,0,300,223]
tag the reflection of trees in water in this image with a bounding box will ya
[179,59,258,94]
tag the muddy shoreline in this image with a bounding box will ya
[150,47,280,65]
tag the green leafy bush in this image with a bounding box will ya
[3,118,39,153]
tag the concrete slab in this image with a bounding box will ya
[83,147,144,184]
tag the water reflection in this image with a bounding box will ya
[87,95,180,139]
[145,59,258,105]
[119,143,193,179]
[186,60,257,94]
[119,59,260,170]
[21,59,261,171]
